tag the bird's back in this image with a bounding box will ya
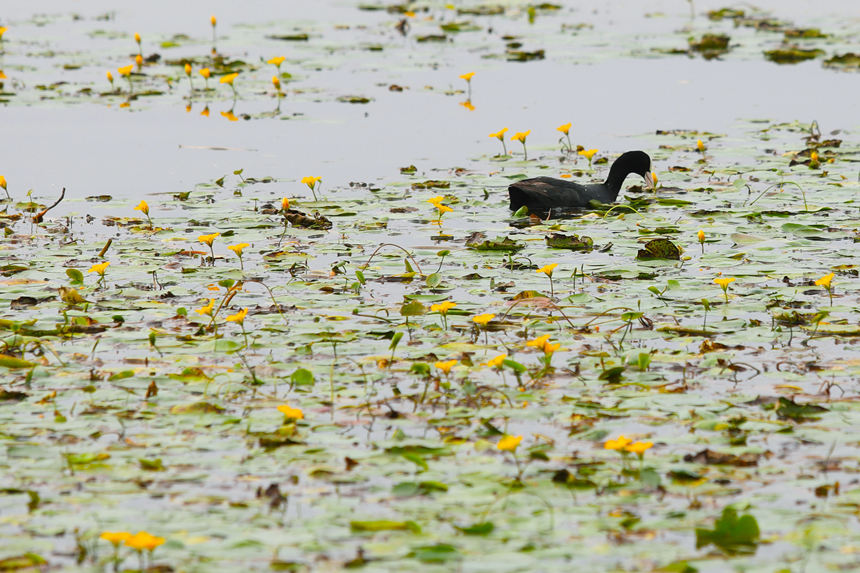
[508,177,604,212]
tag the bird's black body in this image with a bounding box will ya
[508,150,651,214]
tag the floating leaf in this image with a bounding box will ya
[695,507,760,555]
[636,238,681,260]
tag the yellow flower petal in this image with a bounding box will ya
[199,68,211,79]
[134,200,149,215]
[430,301,456,314]
[227,243,250,256]
[268,56,286,66]
[578,148,598,160]
[117,65,133,76]
[557,122,571,135]
[604,435,632,450]
[489,127,509,139]
[196,299,216,316]
[537,263,558,276]
[497,435,522,452]
[225,308,248,323]
[624,441,653,455]
[100,531,132,546]
[434,359,458,374]
[697,229,705,242]
[713,277,735,288]
[125,531,165,552]
[198,232,220,246]
[526,334,551,348]
[472,313,495,326]
[459,72,475,81]
[88,262,110,275]
[486,353,507,368]
[219,72,239,85]
[278,404,304,420]
[814,273,834,288]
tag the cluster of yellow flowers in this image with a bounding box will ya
[604,435,654,456]
[101,530,165,550]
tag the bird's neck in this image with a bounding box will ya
[603,164,632,200]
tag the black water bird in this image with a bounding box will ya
[508,150,652,214]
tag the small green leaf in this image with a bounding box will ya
[291,368,314,386]
[425,273,441,288]
[454,522,494,535]
[66,268,84,284]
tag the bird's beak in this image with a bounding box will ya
[644,172,654,190]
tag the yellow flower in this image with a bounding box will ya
[106,71,114,83]
[430,301,456,314]
[0,27,7,39]
[526,334,551,349]
[199,68,211,79]
[543,341,560,355]
[433,202,452,215]
[220,72,239,85]
[651,172,658,186]
[134,200,149,216]
[624,441,653,455]
[278,404,304,420]
[697,139,705,152]
[814,273,834,288]
[100,531,132,546]
[697,229,705,243]
[435,359,458,374]
[0,175,6,190]
[486,353,507,368]
[578,148,598,160]
[511,130,530,142]
[713,277,735,288]
[489,127,508,140]
[201,106,210,117]
[472,313,495,326]
[196,299,215,316]
[537,263,558,277]
[134,33,141,45]
[459,72,475,81]
[268,56,286,67]
[281,197,290,211]
[460,100,475,111]
[228,243,250,256]
[220,110,238,121]
[497,435,522,452]
[198,232,220,246]
[125,531,164,552]
[210,15,217,27]
[117,65,133,77]
[557,122,571,135]
[427,195,445,206]
[604,435,632,451]
[184,62,192,76]
[272,76,281,90]
[225,308,248,323]
[0,71,6,79]
[88,262,110,275]
[810,151,819,162]
[134,54,143,67]
[301,176,322,189]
